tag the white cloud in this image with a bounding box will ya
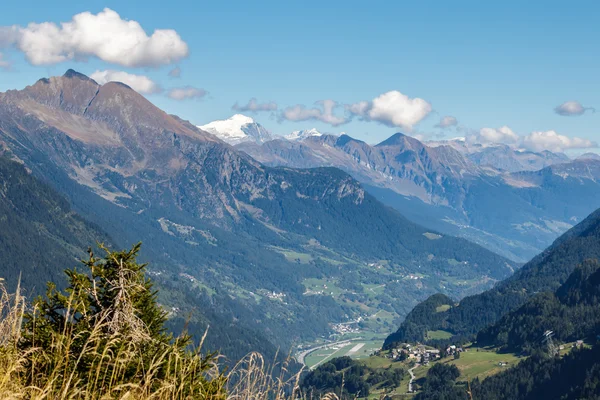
[278,90,431,129]
[168,66,181,78]
[554,101,594,116]
[435,115,458,128]
[90,70,162,94]
[0,8,188,67]
[466,125,597,153]
[522,130,597,153]
[348,90,432,131]
[347,101,370,116]
[476,126,520,145]
[281,100,347,126]
[0,52,9,69]
[167,86,207,100]
[233,98,278,113]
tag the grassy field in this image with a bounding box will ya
[354,346,530,398]
[360,355,414,399]
[435,304,451,313]
[426,330,453,340]
[302,278,345,297]
[363,283,386,296]
[448,350,522,379]
[360,354,403,370]
[415,349,522,381]
[268,246,314,263]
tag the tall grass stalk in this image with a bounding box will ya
[0,245,333,399]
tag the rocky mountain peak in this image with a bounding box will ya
[15,70,101,115]
[375,132,419,148]
[285,128,323,141]
[335,134,366,147]
[63,69,98,83]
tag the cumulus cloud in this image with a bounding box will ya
[90,70,162,94]
[475,126,520,145]
[435,115,458,128]
[522,130,597,153]
[348,90,432,131]
[465,124,597,153]
[167,86,207,101]
[0,52,9,70]
[0,8,188,67]
[554,101,595,116]
[281,100,348,126]
[232,98,278,113]
[168,66,181,78]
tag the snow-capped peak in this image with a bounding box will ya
[198,114,272,145]
[285,128,323,141]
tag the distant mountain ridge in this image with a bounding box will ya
[237,128,600,261]
[285,128,323,141]
[427,139,571,172]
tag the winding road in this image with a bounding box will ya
[408,363,420,393]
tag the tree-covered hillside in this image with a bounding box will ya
[415,346,600,400]
[477,259,600,352]
[413,259,600,399]
[300,356,405,399]
[0,155,110,291]
[384,207,600,348]
[0,155,281,364]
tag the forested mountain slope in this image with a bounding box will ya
[384,207,600,348]
[0,155,109,291]
[415,262,600,400]
[0,155,281,363]
[239,133,600,262]
[477,259,600,352]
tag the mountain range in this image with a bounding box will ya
[202,116,600,262]
[0,71,517,361]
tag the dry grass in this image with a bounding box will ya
[0,278,330,400]
[0,240,349,400]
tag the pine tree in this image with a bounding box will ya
[19,243,227,398]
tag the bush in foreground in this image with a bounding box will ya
[0,244,302,399]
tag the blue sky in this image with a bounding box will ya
[0,0,598,153]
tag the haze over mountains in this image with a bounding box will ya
[0,71,517,361]
[201,115,600,262]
